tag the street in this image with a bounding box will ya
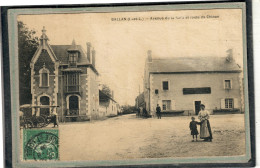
[59,114,246,161]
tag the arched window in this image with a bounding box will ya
[39,66,50,87]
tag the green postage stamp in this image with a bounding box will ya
[23,129,59,160]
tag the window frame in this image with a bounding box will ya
[162,80,170,91]
[224,79,232,89]
[162,100,171,111]
[65,72,80,92]
[68,52,78,66]
[39,67,50,87]
[225,98,234,109]
[155,89,159,94]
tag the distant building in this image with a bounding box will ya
[135,92,145,108]
[99,90,118,117]
[30,27,100,121]
[143,50,243,116]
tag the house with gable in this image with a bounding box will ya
[143,50,244,116]
[30,27,100,121]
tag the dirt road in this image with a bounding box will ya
[59,114,246,161]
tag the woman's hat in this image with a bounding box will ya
[200,104,205,107]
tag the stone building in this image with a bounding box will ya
[143,50,243,116]
[135,92,145,109]
[99,90,119,117]
[30,27,100,121]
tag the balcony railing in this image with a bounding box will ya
[65,85,80,93]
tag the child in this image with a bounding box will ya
[189,116,199,142]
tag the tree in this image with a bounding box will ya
[18,21,39,105]
[101,84,112,98]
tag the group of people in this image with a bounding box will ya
[155,103,213,142]
[189,104,213,142]
[136,107,148,118]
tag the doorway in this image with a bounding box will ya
[69,96,79,115]
[40,96,50,116]
[194,101,201,115]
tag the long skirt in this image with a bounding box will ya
[200,120,213,139]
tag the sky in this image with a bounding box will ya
[18,8,243,106]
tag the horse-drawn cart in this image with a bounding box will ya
[20,104,59,129]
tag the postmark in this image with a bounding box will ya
[23,129,59,160]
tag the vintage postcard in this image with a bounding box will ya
[2,1,254,167]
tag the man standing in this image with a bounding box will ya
[52,110,59,128]
[156,104,161,119]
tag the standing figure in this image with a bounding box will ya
[140,107,143,118]
[189,116,199,142]
[156,104,161,119]
[143,107,147,118]
[198,104,213,142]
[137,107,140,118]
[52,111,59,128]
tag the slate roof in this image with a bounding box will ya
[148,57,241,73]
[99,90,117,103]
[50,45,90,64]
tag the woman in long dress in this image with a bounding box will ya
[198,104,213,142]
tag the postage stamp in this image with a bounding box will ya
[23,129,59,161]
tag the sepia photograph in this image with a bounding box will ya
[2,1,254,167]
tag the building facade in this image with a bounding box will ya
[30,27,100,121]
[99,90,119,117]
[135,92,145,109]
[143,50,243,116]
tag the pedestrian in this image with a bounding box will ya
[143,107,147,118]
[140,107,143,118]
[137,107,140,118]
[52,111,59,128]
[198,104,213,142]
[156,104,161,119]
[189,116,199,142]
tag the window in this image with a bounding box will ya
[42,73,48,86]
[155,89,158,94]
[39,67,49,87]
[225,98,233,109]
[162,100,171,111]
[162,81,169,90]
[69,53,78,66]
[224,80,231,89]
[65,73,80,92]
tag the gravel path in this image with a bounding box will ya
[59,114,246,161]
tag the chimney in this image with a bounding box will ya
[112,91,114,99]
[87,42,91,62]
[226,49,233,62]
[147,50,152,62]
[92,48,96,67]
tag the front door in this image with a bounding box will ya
[195,101,201,115]
[69,96,79,115]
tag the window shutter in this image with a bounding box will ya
[234,98,239,108]
[171,100,175,110]
[221,99,225,109]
